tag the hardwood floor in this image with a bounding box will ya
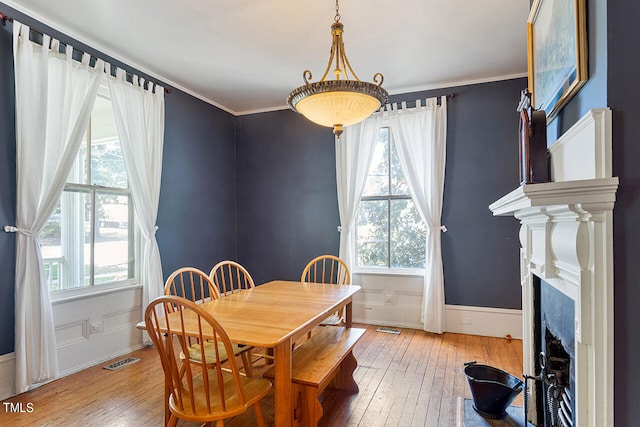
[0,324,522,426]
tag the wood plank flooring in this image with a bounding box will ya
[0,324,522,426]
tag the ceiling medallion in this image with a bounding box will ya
[287,0,389,137]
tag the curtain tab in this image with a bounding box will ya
[440,225,447,233]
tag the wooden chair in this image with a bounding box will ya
[301,254,351,286]
[145,296,271,427]
[164,267,254,378]
[209,260,255,296]
[302,255,351,348]
[165,266,221,302]
[300,254,351,333]
[209,261,274,364]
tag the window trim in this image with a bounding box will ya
[50,280,142,303]
[351,266,425,277]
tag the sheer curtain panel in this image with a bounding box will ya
[387,97,448,333]
[107,68,165,328]
[336,114,382,269]
[9,22,104,393]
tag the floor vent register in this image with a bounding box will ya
[376,327,401,334]
[103,357,141,371]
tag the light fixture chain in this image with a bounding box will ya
[335,0,341,22]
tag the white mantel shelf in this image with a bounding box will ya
[489,177,619,217]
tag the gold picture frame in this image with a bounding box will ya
[527,0,588,123]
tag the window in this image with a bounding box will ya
[355,127,426,270]
[41,84,136,292]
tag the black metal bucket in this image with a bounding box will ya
[464,362,524,419]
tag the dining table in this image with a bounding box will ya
[140,279,361,427]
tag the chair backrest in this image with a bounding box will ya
[145,296,248,415]
[301,254,351,285]
[209,260,255,297]
[165,267,221,303]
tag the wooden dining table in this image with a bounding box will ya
[140,279,360,427]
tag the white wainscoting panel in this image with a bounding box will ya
[55,320,89,348]
[352,272,522,338]
[52,285,145,377]
[444,305,522,339]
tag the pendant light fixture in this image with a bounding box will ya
[287,0,389,137]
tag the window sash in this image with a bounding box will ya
[355,128,425,270]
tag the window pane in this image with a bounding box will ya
[390,199,427,268]
[52,190,92,290]
[42,200,63,291]
[91,139,127,188]
[95,193,132,285]
[361,128,389,197]
[356,199,388,267]
[390,132,410,195]
[91,95,126,188]
[66,139,88,185]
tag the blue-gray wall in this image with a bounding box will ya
[236,111,341,285]
[157,89,237,277]
[0,18,16,356]
[607,1,640,425]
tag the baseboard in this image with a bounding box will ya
[0,352,16,400]
[445,304,522,339]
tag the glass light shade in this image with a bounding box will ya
[288,80,388,136]
[296,91,381,128]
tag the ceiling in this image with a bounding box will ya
[3,0,530,115]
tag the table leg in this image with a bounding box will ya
[274,338,293,427]
[345,301,353,328]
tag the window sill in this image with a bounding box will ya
[51,280,142,305]
[352,268,424,277]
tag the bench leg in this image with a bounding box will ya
[331,350,359,393]
[293,383,323,426]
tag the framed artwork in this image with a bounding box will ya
[527,0,588,123]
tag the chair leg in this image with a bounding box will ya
[167,414,178,427]
[253,401,266,427]
[240,351,253,378]
[216,420,225,427]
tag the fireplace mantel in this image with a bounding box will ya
[489,177,619,217]
[490,177,618,342]
[489,108,616,427]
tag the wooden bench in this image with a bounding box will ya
[264,326,366,426]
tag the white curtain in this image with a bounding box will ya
[107,68,165,328]
[336,114,382,269]
[387,97,448,333]
[10,22,104,392]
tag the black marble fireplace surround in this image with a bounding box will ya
[533,276,576,426]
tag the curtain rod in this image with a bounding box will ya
[0,11,172,94]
